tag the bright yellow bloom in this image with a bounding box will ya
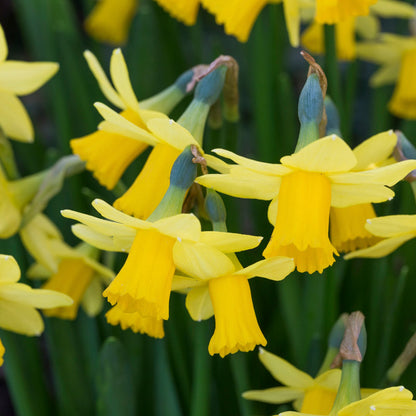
[0,24,58,142]
[345,215,416,260]
[154,0,200,25]
[171,240,294,356]
[315,0,377,24]
[0,254,72,336]
[0,166,46,239]
[85,0,138,45]
[27,240,114,319]
[106,303,164,338]
[330,131,397,253]
[357,34,416,119]
[0,339,4,366]
[71,49,165,190]
[196,135,416,273]
[279,386,416,416]
[243,348,340,413]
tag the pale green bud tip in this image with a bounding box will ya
[195,66,227,106]
[298,73,324,126]
[204,189,227,225]
[169,146,197,190]
[328,313,348,349]
[325,96,341,137]
[175,69,194,94]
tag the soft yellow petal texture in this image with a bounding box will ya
[0,301,44,335]
[146,118,200,151]
[314,369,341,389]
[171,275,202,291]
[355,15,379,40]
[0,338,4,366]
[330,183,394,207]
[0,25,8,62]
[0,175,21,239]
[196,171,280,200]
[27,263,51,280]
[154,214,201,241]
[0,255,21,283]
[213,148,292,176]
[83,50,124,109]
[0,61,58,95]
[258,348,314,388]
[204,154,231,174]
[268,195,279,226]
[208,274,266,357]
[185,286,214,321]
[110,49,140,113]
[243,386,304,404]
[344,234,414,259]
[370,62,401,88]
[235,257,295,281]
[352,130,396,170]
[81,277,104,317]
[84,0,137,45]
[281,136,357,173]
[0,90,33,142]
[173,241,236,280]
[365,215,416,237]
[283,0,300,47]
[371,0,416,18]
[356,41,404,66]
[154,0,200,25]
[199,231,262,252]
[315,0,377,24]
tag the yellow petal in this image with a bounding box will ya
[314,369,341,389]
[81,277,104,317]
[171,275,202,291]
[0,25,8,62]
[344,234,414,259]
[352,130,397,170]
[355,15,379,40]
[173,241,235,280]
[0,283,73,308]
[146,118,200,151]
[267,196,278,226]
[281,136,357,173]
[370,62,401,88]
[0,61,58,95]
[235,257,295,281]
[27,263,52,280]
[185,286,214,321]
[0,181,21,239]
[330,183,394,207]
[356,42,402,66]
[138,109,169,124]
[371,0,416,19]
[196,171,280,200]
[283,0,300,47]
[109,49,140,113]
[365,215,416,237]
[204,154,231,174]
[0,90,33,142]
[199,231,262,252]
[94,102,157,145]
[258,348,314,388]
[0,300,44,335]
[154,0,200,25]
[213,148,291,176]
[83,50,124,109]
[154,214,201,241]
[242,386,304,404]
[0,255,20,283]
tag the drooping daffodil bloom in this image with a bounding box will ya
[171,241,294,356]
[243,348,340,413]
[345,215,416,260]
[279,386,416,416]
[0,254,72,365]
[196,135,416,274]
[0,24,58,142]
[329,130,397,253]
[357,33,416,119]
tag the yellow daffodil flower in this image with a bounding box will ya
[0,254,72,337]
[314,0,378,24]
[154,0,200,25]
[196,136,416,273]
[357,33,416,119]
[0,166,46,239]
[344,214,416,259]
[171,241,294,356]
[243,348,340,413]
[71,49,167,190]
[279,386,416,416]
[0,24,58,142]
[0,339,4,366]
[330,131,397,253]
[27,240,115,320]
[302,1,415,61]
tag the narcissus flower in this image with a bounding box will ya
[357,34,416,119]
[279,386,416,416]
[172,239,294,356]
[196,136,416,273]
[0,339,4,366]
[330,131,397,253]
[0,24,58,142]
[243,348,340,413]
[315,0,378,24]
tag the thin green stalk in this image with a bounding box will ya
[229,353,253,416]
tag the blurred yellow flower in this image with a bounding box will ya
[0,24,58,142]
[196,136,416,273]
[315,0,377,24]
[0,339,4,366]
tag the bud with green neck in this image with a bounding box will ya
[139,68,195,114]
[177,66,227,145]
[325,96,342,137]
[329,312,366,415]
[295,73,324,152]
[148,146,197,221]
[204,188,227,232]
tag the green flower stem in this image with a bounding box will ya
[229,353,253,416]
[317,347,339,376]
[343,61,358,141]
[177,100,211,145]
